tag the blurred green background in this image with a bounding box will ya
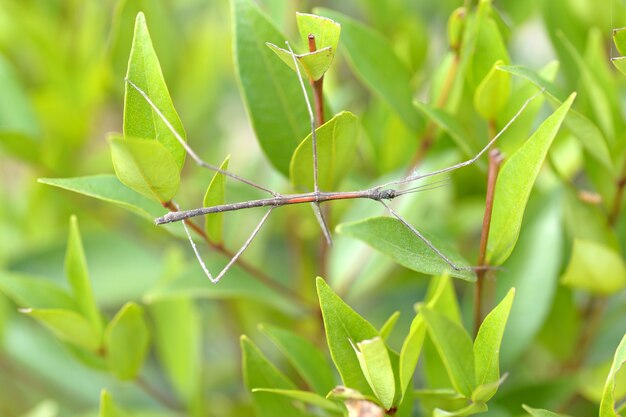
[1,0,626,416]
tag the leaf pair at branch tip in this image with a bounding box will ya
[266,13,341,81]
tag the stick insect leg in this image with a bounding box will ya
[311,203,333,245]
[182,207,275,284]
[125,79,279,197]
[379,200,472,272]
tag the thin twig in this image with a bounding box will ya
[136,375,183,411]
[474,148,504,336]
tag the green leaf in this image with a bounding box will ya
[22,308,101,351]
[487,93,575,265]
[558,32,614,140]
[498,64,613,171]
[0,272,76,310]
[399,315,426,399]
[110,135,180,202]
[65,216,102,333]
[474,60,510,120]
[241,335,309,417]
[316,277,379,396]
[600,334,626,417]
[353,336,396,409]
[433,402,488,417]
[613,27,626,56]
[104,302,150,380]
[0,54,41,162]
[522,404,571,417]
[259,323,335,395]
[38,175,165,220]
[149,298,200,403]
[99,390,131,417]
[296,13,341,51]
[612,28,626,75]
[472,288,515,401]
[232,0,311,175]
[412,101,475,159]
[203,156,230,243]
[124,12,186,170]
[19,401,59,417]
[561,239,626,295]
[420,307,476,398]
[337,216,475,281]
[314,8,423,133]
[379,311,400,341]
[266,43,334,82]
[499,192,563,366]
[290,111,359,191]
[251,389,344,413]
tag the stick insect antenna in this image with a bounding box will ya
[125,78,279,197]
[379,89,545,189]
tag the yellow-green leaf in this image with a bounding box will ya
[203,156,230,243]
[474,60,510,120]
[104,302,150,380]
[22,308,101,351]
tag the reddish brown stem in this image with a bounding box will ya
[609,157,626,226]
[308,34,325,127]
[162,201,310,307]
[474,148,504,336]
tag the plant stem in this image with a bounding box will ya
[409,53,460,169]
[136,374,183,411]
[609,156,626,226]
[308,34,325,128]
[162,201,311,308]
[474,148,503,336]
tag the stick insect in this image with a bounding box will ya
[126,41,539,284]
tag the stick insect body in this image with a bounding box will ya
[126,40,539,284]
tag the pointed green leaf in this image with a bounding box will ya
[0,272,76,310]
[522,405,571,417]
[65,216,102,333]
[203,156,230,243]
[487,93,575,265]
[296,13,341,51]
[232,0,311,175]
[314,8,423,133]
[316,277,378,395]
[99,390,131,417]
[290,111,359,191]
[353,337,396,409]
[399,315,426,399]
[266,43,334,82]
[104,302,150,380]
[379,311,400,341]
[472,288,515,401]
[474,60,510,120]
[110,135,180,202]
[22,308,101,351]
[561,239,626,295]
[38,175,165,220]
[149,299,200,403]
[337,217,475,281]
[251,389,344,413]
[399,274,458,401]
[611,56,626,76]
[420,307,476,398]
[124,12,186,170]
[498,64,613,171]
[241,336,309,417]
[558,32,614,140]
[600,334,626,417]
[260,323,335,395]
